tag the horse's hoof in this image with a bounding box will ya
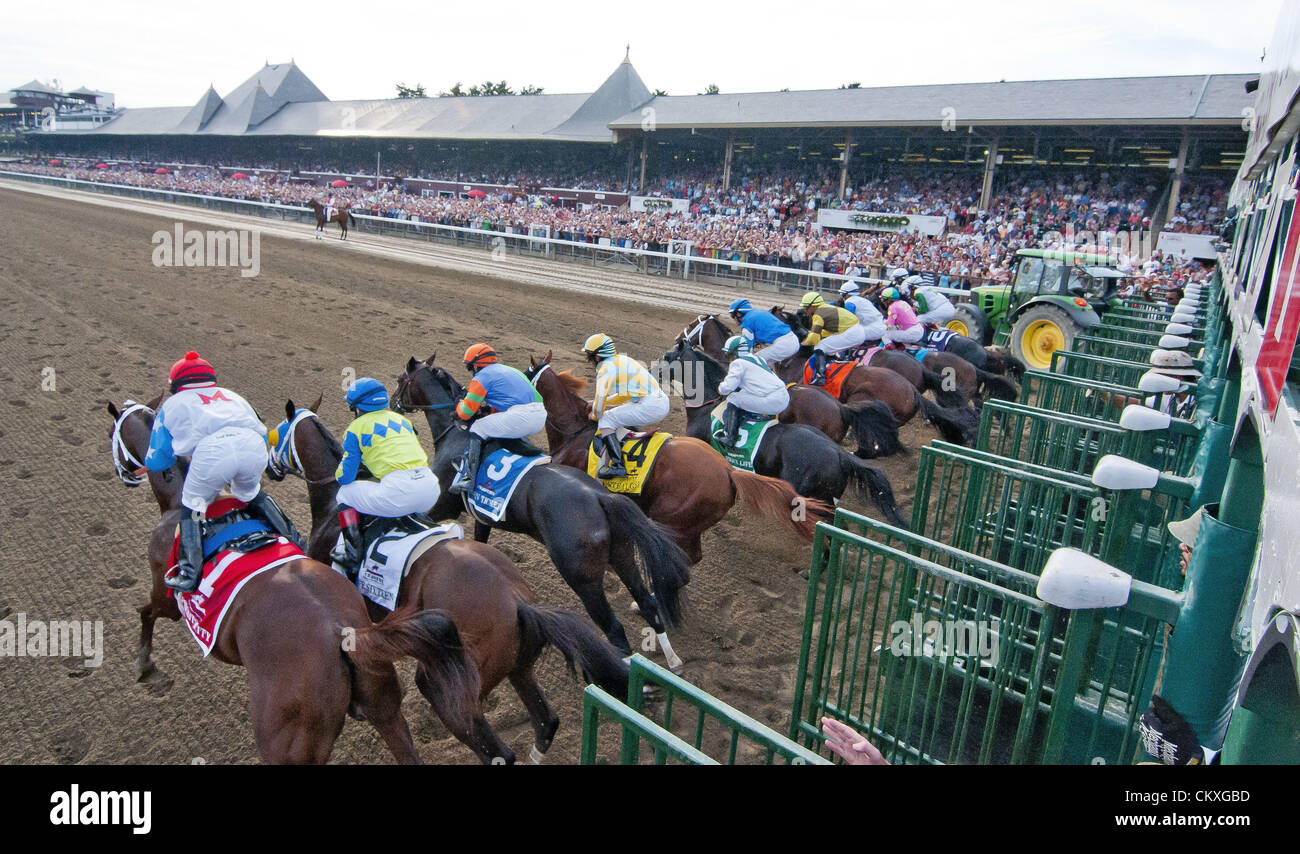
[629,602,641,614]
[135,661,157,683]
[529,746,546,765]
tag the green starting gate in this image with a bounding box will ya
[580,654,829,765]
[789,511,1182,764]
[1019,369,1188,422]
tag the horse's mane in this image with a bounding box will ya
[554,369,588,395]
[309,415,344,459]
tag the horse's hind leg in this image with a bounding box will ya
[508,667,559,764]
[135,601,158,682]
[414,664,515,764]
[607,536,682,672]
[352,663,422,765]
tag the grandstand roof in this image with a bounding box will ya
[11,79,59,95]
[607,74,1257,130]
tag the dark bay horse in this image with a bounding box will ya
[308,198,355,239]
[658,341,907,522]
[267,397,631,764]
[107,400,475,764]
[523,351,831,563]
[687,313,978,445]
[678,315,903,457]
[393,356,691,669]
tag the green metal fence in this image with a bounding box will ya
[789,512,1182,764]
[1020,369,1186,422]
[580,654,829,765]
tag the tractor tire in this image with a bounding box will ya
[1011,304,1078,371]
[948,302,991,345]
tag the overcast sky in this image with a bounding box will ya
[3,0,1282,106]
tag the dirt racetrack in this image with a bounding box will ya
[0,181,925,764]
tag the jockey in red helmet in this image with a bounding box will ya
[144,351,303,592]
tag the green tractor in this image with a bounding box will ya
[945,249,1130,371]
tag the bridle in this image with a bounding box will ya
[267,408,336,485]
[110,402,153,486]
[669,340,723,409]
[393,366,461,444]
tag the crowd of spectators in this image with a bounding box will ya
[8,155,1223,284]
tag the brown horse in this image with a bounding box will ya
[676,315,903,457]
[266,397,631,764]
[524,351,830,563]
[688,313,978,445]
[107,399,476,764]
[308,198,355,239]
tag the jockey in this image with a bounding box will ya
[582,333,670,478]
[799,291,861,386]
[332,378,440,578]
[880,287,925,349]
[715,335,790,448]
[326,193,336,220]
[728,298,800,364]
[144,351,302,592]
[448,343,546,495]
[837,281,887,343]
[900,275,956,327]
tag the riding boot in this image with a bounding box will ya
[596,432,628,479]
[246,490,306,549]
[448,434,483,495]
[714,403,744,448]
[810,351,827,386]
[331,504,365,581]
[166,511,206,593]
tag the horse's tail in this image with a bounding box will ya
[843,399,905,458]
[976,368,1019,402]
[599,493,689,628]
[348,607,480,733]
[728,469,831,540]
[515,601,630,696]
[840,453,907,527]
[920,365,948,397]
[915,392,979,446]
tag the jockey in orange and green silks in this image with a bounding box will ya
[581,333,670,479]
[448,343,546,495]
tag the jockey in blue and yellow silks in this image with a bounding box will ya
[582,333,670,478]
[332,378,440,577]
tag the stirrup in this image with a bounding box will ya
[164,564,201,593]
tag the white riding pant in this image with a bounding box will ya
[882,325,925,347]
[469,401,546,439]
[916,305,956,325]
[337,467,441,518]
[756,332,801,363]
[727,386,790,417]
[181,427,267,513]
[598,388,671,433]
[815,326,867,356]
[857,320,887,342]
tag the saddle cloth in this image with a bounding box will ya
[464,447,550,523]
[354,522,464,611]
[168,497,305,657]
[920,327,957,351]
[708,402,776,473]
[586,430,671,495]
[801,359,854,399]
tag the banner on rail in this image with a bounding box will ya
[815,209,947,236]
[630,196,690,214]
[1156,231,1220,260]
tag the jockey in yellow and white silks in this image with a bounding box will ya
[582,333,670,478]
[800,291,862,385]
[714,336,790,447]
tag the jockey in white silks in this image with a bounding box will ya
[714,335,790,447]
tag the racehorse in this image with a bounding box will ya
[107,399,475,764]
[772,307,1017,410]
[266,396,631,764]
[523,351,832,562]
[308,198,355,240]
[677,315,903,457]
[393,355,692,668]
[658,340,908,521]
[684,313,978,445]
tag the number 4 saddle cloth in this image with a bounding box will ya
[586,430,672,494]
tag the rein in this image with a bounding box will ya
[269,410,340,486]
[110,402,153,486]
[394,368,462,445]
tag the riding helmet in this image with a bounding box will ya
[169,351,216,392]
[723,335,751,356]
[346,378,389,413]
[800,291,825,309]
[463,343,498,370]
[839,281,860,294]
[729,298,753,314]
[881,286,902,302]
[582,333,617,361]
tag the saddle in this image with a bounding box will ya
[359,512,438,563]
[483,436,545,457]
[200,505,281,560]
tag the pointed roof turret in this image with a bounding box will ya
[175,85,224,132]
[546,54,653,140]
